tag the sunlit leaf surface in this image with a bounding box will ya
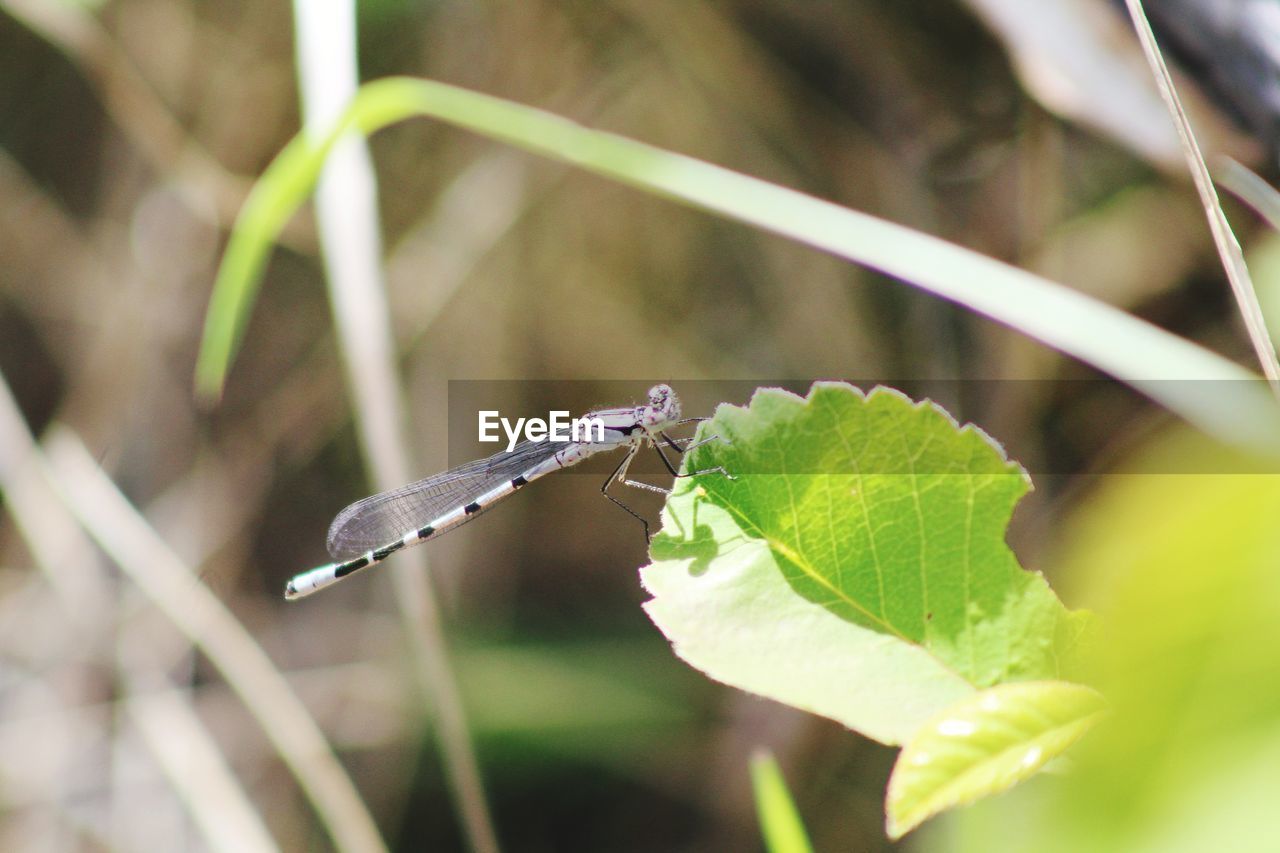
[885,680,1106,838]
[643,383,1094,745]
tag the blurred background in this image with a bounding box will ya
[1,0,1278,850]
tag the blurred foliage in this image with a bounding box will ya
[1,0,1276,851]
[940,427,1280,852]
[751,751,815,853]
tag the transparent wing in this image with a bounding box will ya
[325,440,566,559]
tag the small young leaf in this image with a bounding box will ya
[642,383,1093,745]
[751,750,815,853]
[885,681,1106,838]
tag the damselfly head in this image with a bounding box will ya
[643,383,681,430]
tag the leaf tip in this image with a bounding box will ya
[193,354,227,408]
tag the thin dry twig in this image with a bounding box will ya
[0,379,104,614]
[41,428,387,853]
[291,3,499,851]
[1216,156,1280,237]
[1122,0,1280,390]
[128,688,278,853]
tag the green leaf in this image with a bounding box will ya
[885,680,1106,838]
[751,751,815,853]
[642,382,1094,745]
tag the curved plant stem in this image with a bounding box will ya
[195,78,1280,451]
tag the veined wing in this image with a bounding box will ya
[326,439,569,559]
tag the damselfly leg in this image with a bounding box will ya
[602,428,734,542]
[601,445,656,541]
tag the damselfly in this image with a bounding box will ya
[285,384,730,599]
